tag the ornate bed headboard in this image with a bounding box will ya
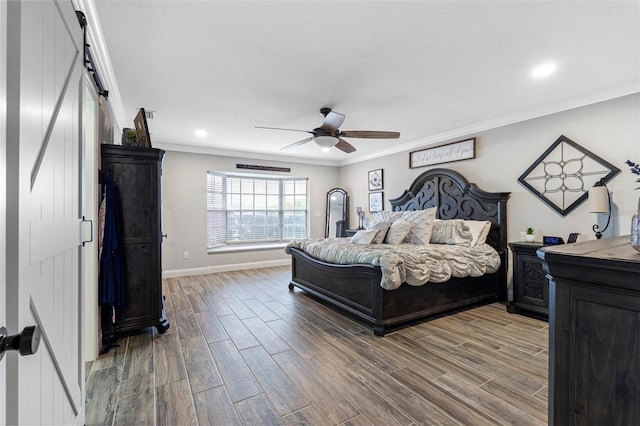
[389,168,510,254]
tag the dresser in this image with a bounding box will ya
[539,237,640,425]
[507,242,549,319]
[100,144,169,351]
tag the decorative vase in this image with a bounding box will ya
[631,197,640,252]
[525,234,535,242]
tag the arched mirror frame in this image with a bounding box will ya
[325,188,348,238]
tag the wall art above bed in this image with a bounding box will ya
[368,169,383,191]
[518,134,620,216]
[369,192,383,212]
[410,138,475,168]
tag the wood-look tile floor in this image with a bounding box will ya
[85,266,548,425]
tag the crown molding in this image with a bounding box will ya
[339,81,640,166]
[154,142,340,167]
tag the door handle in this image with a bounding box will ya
[162,232,168,241]
[0,325,41,361]
[81,216,93,246]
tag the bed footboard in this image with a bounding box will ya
[287,247,502,336]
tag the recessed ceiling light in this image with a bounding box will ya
[531,62,557,79]
[321,147,331,153]
[195,129,208,138]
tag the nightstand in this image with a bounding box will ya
[507,241,549,320]
[345,229,359,237]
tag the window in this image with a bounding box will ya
[207,172,308,249]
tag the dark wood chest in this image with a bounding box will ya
[539,237,640,425]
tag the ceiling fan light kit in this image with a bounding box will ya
[256,108,400,154]
[314,135,339,147]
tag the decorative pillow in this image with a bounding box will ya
[366,220,391,244]
[401,207,437,245]
[463,220,492,246]
[376,210,403,224]
[350,229,379,244]
[430,219,473,244]
[384,219,412,244]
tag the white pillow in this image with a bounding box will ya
[367,220,391,244]
[376,210,404,224]
[350,229,379,244]
[384,219,412,244]
[430,219,473,244]
[463,220,492,246]
[401,207,437,245]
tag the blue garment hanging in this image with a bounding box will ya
[99,176,125,310]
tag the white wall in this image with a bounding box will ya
[161,94,639,277]
[161,151,340,276]
[339,94,640,243]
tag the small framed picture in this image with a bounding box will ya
[567,232,579,243]
[134,108,152,148]
[368,169,383,191]
[369,192,383,213]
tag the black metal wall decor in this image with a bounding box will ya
[517,135,620,216]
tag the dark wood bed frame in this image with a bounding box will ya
[286,168,511,336]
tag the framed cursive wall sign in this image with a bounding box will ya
[410,138,475,169]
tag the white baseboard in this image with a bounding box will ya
[162,259,290,278]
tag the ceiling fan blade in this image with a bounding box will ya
[281,137,313,151]
[256,126,314,135]
[322,111,345,130]
[339,130,400,139]
[335,138,356,153]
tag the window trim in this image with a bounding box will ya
[207,171,309,249]
[207,242,289,254]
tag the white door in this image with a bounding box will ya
[4,1,85,424]
[1,0,8,422]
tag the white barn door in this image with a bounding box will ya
[1,0,8,422]
[4,1,85,424]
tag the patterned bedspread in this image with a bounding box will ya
[286,238,501,290]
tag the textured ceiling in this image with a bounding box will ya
[93,1,640,166]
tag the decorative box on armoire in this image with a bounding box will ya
[100,144,169,351]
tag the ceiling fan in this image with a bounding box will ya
[256,108,400,153]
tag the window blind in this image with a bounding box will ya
[207,172,308,248]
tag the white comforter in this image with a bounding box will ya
[286,238,501,290]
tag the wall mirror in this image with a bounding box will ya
[326,188,348,237]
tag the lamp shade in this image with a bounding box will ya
[314,135,338,148]
[588,186,608,213]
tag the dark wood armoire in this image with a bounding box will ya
[100,144,169,351]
